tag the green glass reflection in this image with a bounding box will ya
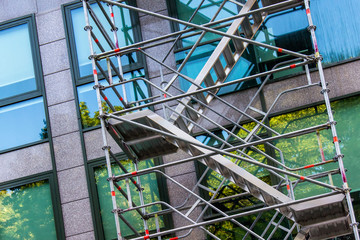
[0,180,56,240]
[71,2,138,77]
[77,69,147,128]
[0,97,47,151]
[0,23,37,100]
[94,159,164,239]
[269,96,360,198]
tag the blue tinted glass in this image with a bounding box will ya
[0,23,37,100]
[71,3,137,77]
[312,0,360,63]
[0,180,57,239]
[0,97,47,151]
[78,70,148,128]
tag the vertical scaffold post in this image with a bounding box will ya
[82,1,123,239]
[304,0,359,238]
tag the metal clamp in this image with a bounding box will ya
[93,84,104,90]
[102,145,111,150]
[84,25,93,31]
[333,154,344,161]
[307,25,317,31]
[320,88,330,94]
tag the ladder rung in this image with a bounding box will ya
[204,74,215,88]
[241,16,253,38]
[185,101,200,122]
[223,44,235,67]
[233,30,245,52]
[251,1,263,24]
[213,59,226,81]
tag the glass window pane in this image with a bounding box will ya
[0,23,37,100]
[77,70,148,128]
[94,159,164,239]
[0,180,57,239]
[313,0,360,64]
[70,2,138,78]
[0,97,47,151]
[269,96,360,198]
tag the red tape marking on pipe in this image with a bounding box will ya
[114,48,120,52]
[286,185,290,191]
[277,48,283,53]
[120,97,123,101]
[145,230,149,235]
[169,237,179,240]
[111,13,114,18]
[300,176,305,181]
[304,164,315,169]
[95,39,99,43]
[306,9,310,15]
[144,236,149,240]
[117,186,121,190]
[103,96,108,101]
[111,191,115,196]
[131,171,137,176]
[333,136,338,143]
[133,181,137,184]
[290,64,296,69]
[93,69,98,75]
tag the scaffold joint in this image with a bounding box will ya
[329,120,337,126]
[307,25,317,31]
[334,154,344,161]
[102,145,111,150]
[350,222,359,227]
[84,25,93,31]
[98,113,108,119]
[110,27,119,32]
[320,88,330,94]
[93,84,104,90]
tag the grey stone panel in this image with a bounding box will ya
[149,73,183,111]
[36,9,65,45]
[62,198,94,237]
[166,171,199,207]
[36,0,62,13]
[40,39,70,76]
[0,0,36,22]
[58,165,89,204]
[0,143,52,183]
[172,206,206,240]
[327,60,360,98]
[139,10,176,78]
[84,128,122,160]
[136,0,168,16]
[53,132,84,171]
[48,100,79,137]
[163,149,197,178]
[44,70,74,107]
[66,231,95,240]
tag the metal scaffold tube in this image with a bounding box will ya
[82,0,360,238]
[81,0,122,239]
[303,0,359,238]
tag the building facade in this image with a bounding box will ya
[0,0,360,239]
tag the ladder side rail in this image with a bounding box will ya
[82,1,123,239]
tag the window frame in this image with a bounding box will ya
[0,15,44,107]
[62,0,144,86]
[0,14,50,154]
[87,154,172,240]
[0,171,65,240]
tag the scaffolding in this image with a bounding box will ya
[82,0,360,239]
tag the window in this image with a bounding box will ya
[0,15,47,152]
[88,157,171,239]
[169,0,360,95]
[0,176,63,239]
[194,95,360,238]
[63,1,151,129]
